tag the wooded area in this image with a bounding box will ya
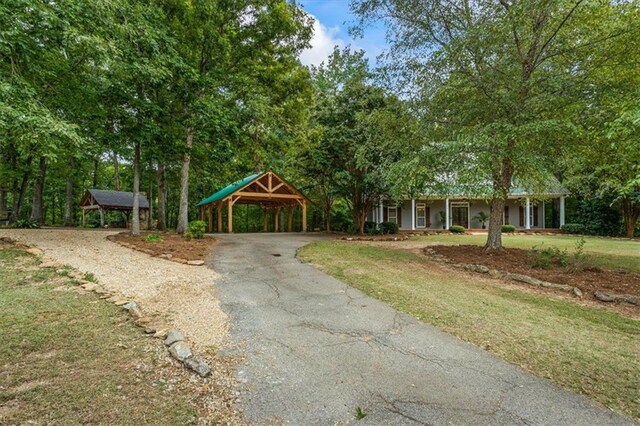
[1,0,639,249]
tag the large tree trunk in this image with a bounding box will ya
[485,197,506,250]
[64,157,74,226]
[622,197,639,238]
[131,142,141,236]
[10,156,33,222]
[112,151,120,190]
[0,186,7,220]
[156,161,167,231]
[30,156,47,225]
[92,157,99,188]
[147,165,153,229]
[176,128,193,234]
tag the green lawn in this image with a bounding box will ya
[299,241,640,419]
[0,246,200,424]
[413,234,640,272]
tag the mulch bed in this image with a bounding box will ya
[108,232,214,265]
[430,245,640,304]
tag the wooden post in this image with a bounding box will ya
[217,203,223,233]
[287,206,293,232]
[227,199,233,233]
[274,207,279,232]
[262,208,268,232]
[99,208,104,228]
[302,201,307,232]
[82,208,86,227]
[208,204,213,232]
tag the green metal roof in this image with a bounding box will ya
[196,172,262,207]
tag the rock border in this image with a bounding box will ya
[424,247,583,297]
[106,236,206,266]
[3,237,212,378]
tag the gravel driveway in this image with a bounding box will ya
[212,233,631,425]
[0,228,227,350]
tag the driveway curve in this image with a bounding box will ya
[211,233,631,425]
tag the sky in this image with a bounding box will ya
[297,0,388,67]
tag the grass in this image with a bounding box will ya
[0,246,200,424]
[413,234,640,272]
[299,241,640,419]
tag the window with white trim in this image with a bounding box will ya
[387,207,398,224]
[416,203,426,228]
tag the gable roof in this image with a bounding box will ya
[196,171,308,207]
[196,173,262,207]
[83,189,149,209]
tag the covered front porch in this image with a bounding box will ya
[369,195,567,231]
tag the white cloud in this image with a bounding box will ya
[299,16,345,67]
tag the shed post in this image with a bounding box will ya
[82,208,86,227]
[217,203,222,233]
[287,206,293,232]
[274,207,280,232]
[227,199,233,233]
[262,208,268,232]
[302,201,307,232]
[99,208,104,228]
[208,204,213,232]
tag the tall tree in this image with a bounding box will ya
[351,0,640,248]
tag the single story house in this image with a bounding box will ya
[368,183,569,231]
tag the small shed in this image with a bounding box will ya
[196,171,309,233]
[80,189,149,228]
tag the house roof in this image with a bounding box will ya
[196,173,262,207]
[83,189,149,209]
[422,175,569,198]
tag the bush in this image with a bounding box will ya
[561,223,585,234]
[529,245,568,269]
[364,221,380,235]
[145,233,163,242]
[449,225,466,233]
[501,224,516,233]
[14,219,39,229]
[379,222,399,235]
[184,220,206,239]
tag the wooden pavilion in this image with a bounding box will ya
[196,171,309,233]
[79,189,149,228]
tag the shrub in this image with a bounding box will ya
[14,219,39,229]
[449,225,466,233]
[567,236,589,272]
[145,233,163,242]
[379,222,399,235]
[528,245,568,269]
[561,223,585,234]
[184,220,206,239]
[501,224,516,233]
[364,221,380,235]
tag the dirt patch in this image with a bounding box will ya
[430,245,640,309]
[108,231,214,264]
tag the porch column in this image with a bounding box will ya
[559,196,566,227]
[525,198,531,229]
[378,202,383,224]
[411,199,416,231]
[445,198,450,229]
[302,201,307,232]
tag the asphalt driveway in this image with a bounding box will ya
[211,233,631,425]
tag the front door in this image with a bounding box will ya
[451,204,468,228]
[416,203,426,228]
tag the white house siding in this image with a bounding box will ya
[372,198,551,230]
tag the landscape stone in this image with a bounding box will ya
[184,357,211,378]
[122,301,143,319]
[187,260,205,266]
[168,341,192,361]
[26,247,43,256]
[165,329,184,346]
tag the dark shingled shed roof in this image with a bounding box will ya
[83,189,149,209]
